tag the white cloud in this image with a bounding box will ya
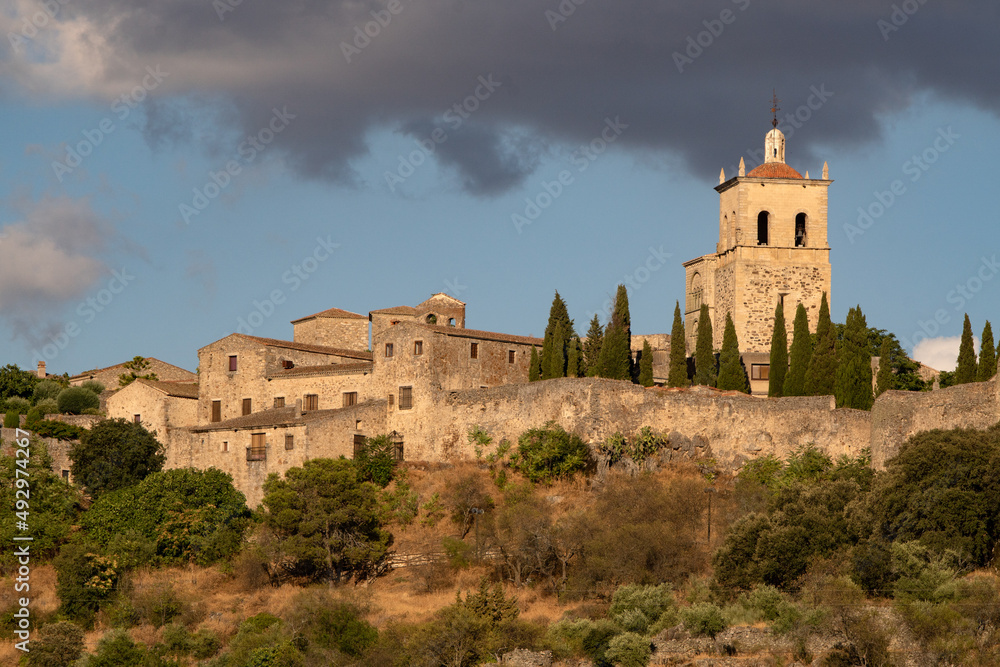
[912,336,980,372]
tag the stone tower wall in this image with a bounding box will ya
[292,318,369,351]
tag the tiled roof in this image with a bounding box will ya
[133,379,199,399]
[421,324,543,347]
[370,306,417,316]
[290,307,366,323]
[70,357,192,380]
[268,361,374,378]
[746,163,804,179]
[235,334,373,360]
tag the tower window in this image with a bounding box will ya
[757,211,769,246]
[795,213,807,247]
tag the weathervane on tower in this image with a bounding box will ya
[770,90,781,129]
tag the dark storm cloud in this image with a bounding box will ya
[26,0,1000,193]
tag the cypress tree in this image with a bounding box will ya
[693,304,716,387]
[834,305,874,410]
[804,292,837,396]
[954,314,978,385]
[596,286,632,381]
[667,301,688,388]
[768,303,788,397]
[717,313,750,393]
[638,339,654,387]
[567,337,583,378]
[583,315,604,377]
[528,347,541,382]
[783,303,813,397]
[979,321,996,381]
[540,291,573,380]
[875,337,894,397]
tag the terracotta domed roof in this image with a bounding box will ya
[746,162,803,179]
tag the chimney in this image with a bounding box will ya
[37,361,46,379]
[294,398,302,419]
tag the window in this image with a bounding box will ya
[242,398,252,416]
[508,350,515,364]
[343,392,357,407]
[398,386,413,410]
[304,394,319,411]
[282,359,294,369]
[751,364,770,381]
[392,433,405,461]
[211,400,221,422]
[385,343,394,358]
[448,318,456,326]
[426,314,437,325]
[274,396,285,408]
[414,340,423,355]
[133,414,141,423]
[285,434,294,450]
[470,342,479,359]
[388,393,395,408]
[795,212,807,247]
[61,469,70,482]
[354,434,366,458]
[222,441,229,452]
[757,211,769,245]
[229,355,238,371]
[247,433,266,461]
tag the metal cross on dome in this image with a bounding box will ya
[770,90,781,128]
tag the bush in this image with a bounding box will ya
[681,603,727,639]
[355,434,398,487]
[54,541,121,626]
[27,621,85,666]
[32,380,63,404]
[511,423,593,483]
[33,419,87,441]
[70,418,165,498]
[608,584,676,635]
[4,396,30,414]
[25,407,43,429]
[35,398,59,416]
[80,629,147,666]
[57,387,100,414]
[191,627,222,659]
[81,380,106,394]
[605,632,651,667]
[133,583,185,628]
[287,591,378,657]
[3,410,17,428]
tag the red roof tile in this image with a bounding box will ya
[132,379,200,399]
[420,324,543,347]
[370,306,417,316]
[290,307,366,323]
[268,361,374,378]
[235,334,373,359]
[746,163,803,179]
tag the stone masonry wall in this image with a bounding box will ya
[292,318,369,351]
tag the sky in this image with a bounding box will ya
[1,0,999,376]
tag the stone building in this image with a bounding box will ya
[70,357,197,388]
[683,123,832,394]
[106,379,198,464]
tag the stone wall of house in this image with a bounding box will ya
[292,318,369,351]
[70,358,196,388]
[266,367,375,413]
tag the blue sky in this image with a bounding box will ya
[1,1,998,375]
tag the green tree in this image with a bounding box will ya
[32,379,63,404]
[56,386,100,414]
[528,347,541,382]
[693,304,716,387]
[717,313,750,393]
[768,303,788,397]
[954,314,978,385]
[783,304,812,396]
[80,630,147,666]
[82,468,251,565]
[835,306,874,410]
[118,356,159,387]
[637,339,654,387]
[262,458,392,583]
[979,321,996,381]
[355,434,399,487]
[567,336,583,377]
[511,423,593,484]
[54,541,122,626]
[804,293,837,396]
[541,291,574,380]
[0,363,38,400]
[667,301,688,388]
[70,418,166,498]
[597,286,633,381]
[875,337,894,397]
[583,315,604,377]
[1,439,81,566]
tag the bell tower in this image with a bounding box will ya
[683,101,832,393]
